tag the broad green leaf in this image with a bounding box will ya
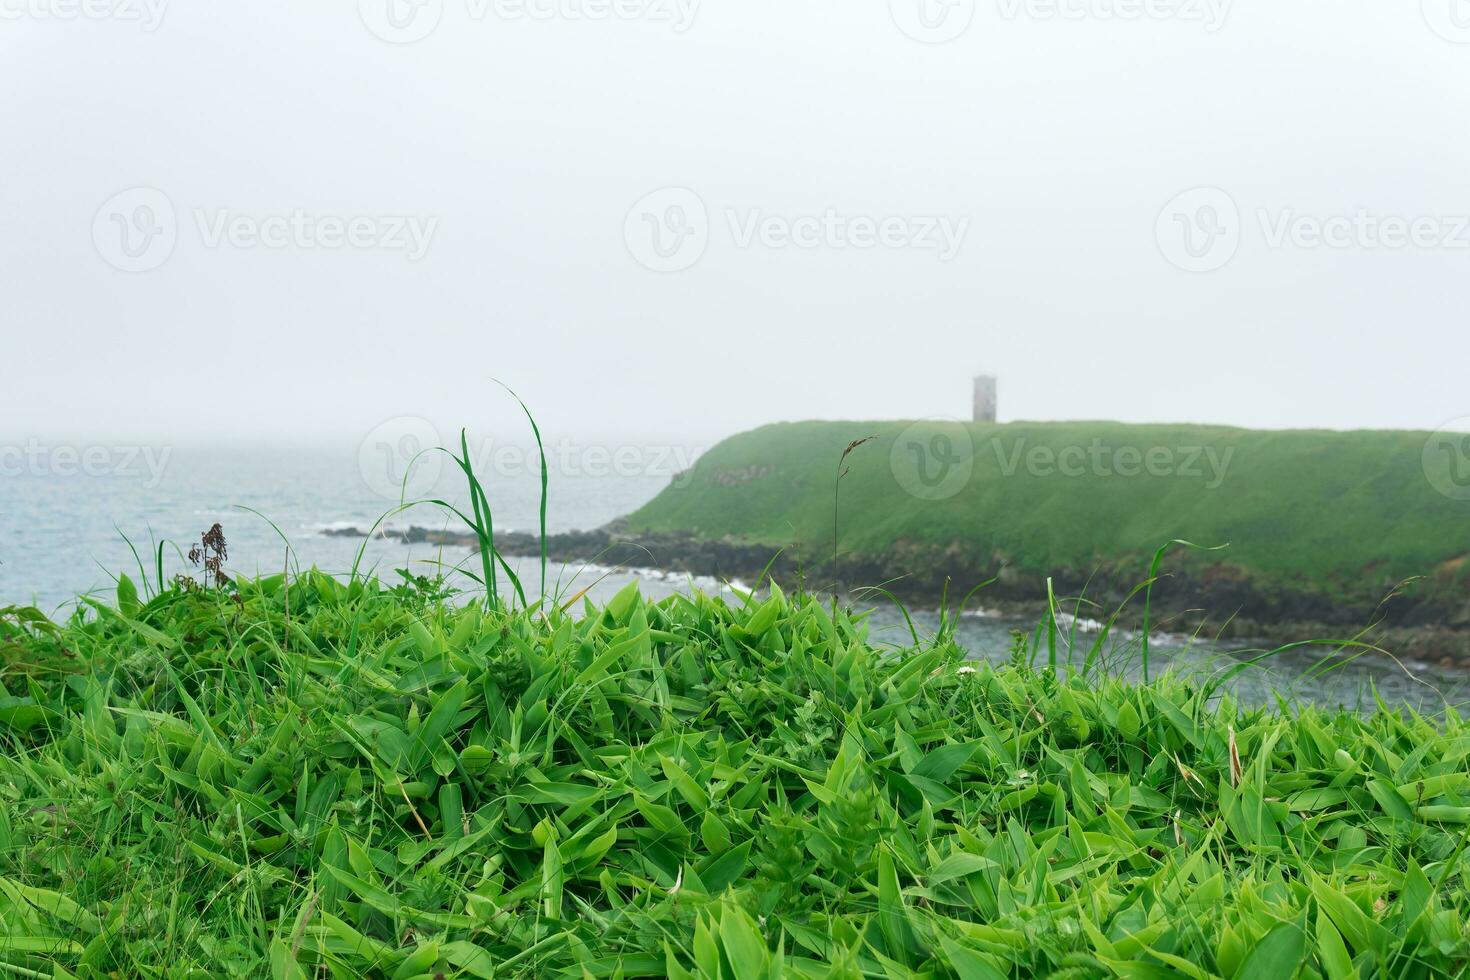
[913,741,981,782]
[717,901,770,980]
[1231,922,1304,980]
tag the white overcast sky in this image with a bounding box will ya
[3,0,1468,445]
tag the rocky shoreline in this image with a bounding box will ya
[323,524,1470,668]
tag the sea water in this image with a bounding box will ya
[2,442,1465,712]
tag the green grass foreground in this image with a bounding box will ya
[1,576,1468,978]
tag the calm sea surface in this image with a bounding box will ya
[3,444,1466,713]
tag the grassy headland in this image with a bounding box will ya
[2,575,1469,976]
[622,421,1470,646]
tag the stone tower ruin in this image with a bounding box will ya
[973,374,998,423]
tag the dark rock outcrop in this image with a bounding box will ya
[327,523,1470,664]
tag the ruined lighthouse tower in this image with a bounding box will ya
[972,374,998,423]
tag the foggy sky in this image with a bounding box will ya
[3,0,1469,446]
